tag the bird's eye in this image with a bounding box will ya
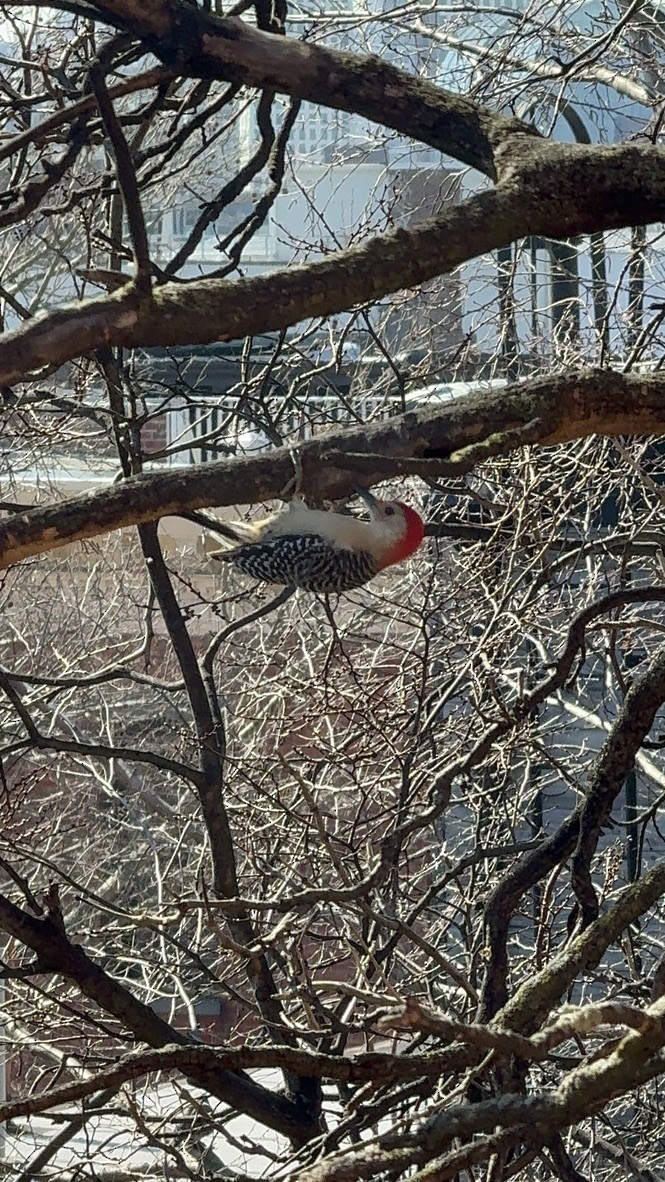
[385,505,396,516]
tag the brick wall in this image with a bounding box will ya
[140,412,168,457]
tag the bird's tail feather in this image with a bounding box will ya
[201,532,238,560]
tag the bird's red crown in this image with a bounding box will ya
[383,503,425,567]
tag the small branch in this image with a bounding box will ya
[202,585,295,670]
[0,890,314,1141]
[379,997,549,1060]
[0,132,87,231]
[0,66,174,167]
[572,1125,664,1182]
[0,855,43,916]
[378,997,657,1063]
[321,450,469,478]
[164,86,269,276]
[88,63,152,292]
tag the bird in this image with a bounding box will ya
[201,488,425,594]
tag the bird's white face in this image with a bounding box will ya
[359,492,425,564]
[369,499,410,540]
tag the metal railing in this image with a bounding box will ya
[166,392,397,466]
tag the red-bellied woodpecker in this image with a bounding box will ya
[202,489,425,594]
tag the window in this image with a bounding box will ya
[171,206,199,240]
[294,103,353,162]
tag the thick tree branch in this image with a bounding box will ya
[294,1020,665,1182]
[480,646,665,1020]
[2,139,665,383]
[0,370,662,569]
[89,64,152,291]
[0,1040,520,1125]
[137,523,322,1128]
[1,992,660,1124]
[0,189,522,383]
[498,860,665,1036]
[572,646,665,927]
[80,0,535,176]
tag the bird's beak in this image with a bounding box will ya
[355,486,380,515]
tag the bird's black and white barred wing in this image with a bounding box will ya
[213,532,379,593]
